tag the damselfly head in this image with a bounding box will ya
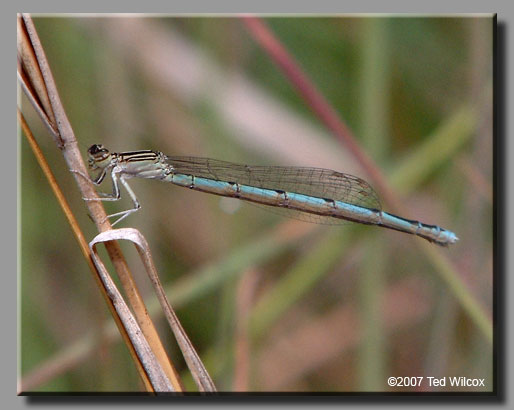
[88,144,112,169]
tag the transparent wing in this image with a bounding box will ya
[166,156,382,225]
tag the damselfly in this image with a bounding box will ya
[86,144,458,246]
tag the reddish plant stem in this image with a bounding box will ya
[242,16,400,210]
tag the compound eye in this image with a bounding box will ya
[88,144,111,162]
[88,144,104,155]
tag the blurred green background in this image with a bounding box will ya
[20,16,493,392]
